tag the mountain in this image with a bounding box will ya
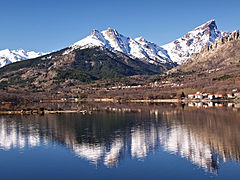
[0,20,230,69]
[0,49,44,68]
[0,20,235,93]
[0,47,175,92]
[0,27,181,92]
[172,31,240,72]
[66,21,230,65]
[167,31,240,92]
[66,28,172,65]
[162,20,231,64]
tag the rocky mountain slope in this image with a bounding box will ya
[0,49,44,68]
[0,20,230,69]
[162,20,231,64]
[66,28,172,65]
[0,47,175,92]
[67,20,229,66]
[66,20,231,66]
[172,31,240,72]
[166,31,240,92]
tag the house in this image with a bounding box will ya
[228,103,234,107]
[195,102,203,107]
[235,104,240,108]
[214,94,223,99]
[208,102,214,107]
[203,104,208,108]
[188,92,224,100]
[234,92,240,98]
[208,94,215,100]
[188,94,195,99]
[195,93,203,100]
[188,102,194,107]
[232,88,238,92]
[227,93,234,98]
[215,103,223,107]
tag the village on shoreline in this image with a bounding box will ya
[0,91,240,115]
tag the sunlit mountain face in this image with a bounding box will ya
[0,107,240,172]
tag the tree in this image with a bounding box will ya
[181,92,185,99]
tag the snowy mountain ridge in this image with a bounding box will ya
[67,28,172,65]
[162,20,231,64]
[68,20,231,65]
[0,20,232,68]
[0,49,45,68]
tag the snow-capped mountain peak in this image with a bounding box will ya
[71,27,130,54]
[70,28,172,65]
[101,28,131,54]
[195,19,216,30]
[70,20,229,66]
[1,20,232,68]
[193,19,221,43]
[162,19,227,64]
[0,49,44,68]
[134,37,146,42]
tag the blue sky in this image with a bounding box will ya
[1,0,240,52]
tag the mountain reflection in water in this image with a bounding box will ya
[0,106,240,172]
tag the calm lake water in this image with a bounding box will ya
[0,103,240,180]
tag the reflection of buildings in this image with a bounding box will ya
[0,108,240,172]
[187,102,240,109]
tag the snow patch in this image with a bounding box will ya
[0,49,45,68]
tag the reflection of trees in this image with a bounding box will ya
[0,107,240,172]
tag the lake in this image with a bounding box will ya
[0,103,240,180]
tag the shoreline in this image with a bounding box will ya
[0,98,239,115]
[40,98,239,103]
[0,110,89,115]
